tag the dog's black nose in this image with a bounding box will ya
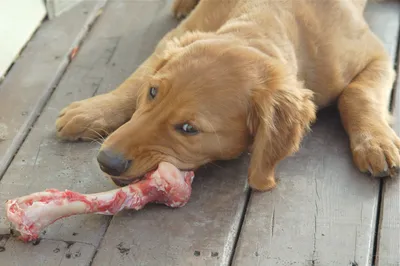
[97,149,132,176]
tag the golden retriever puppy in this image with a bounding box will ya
[56,0,400,191]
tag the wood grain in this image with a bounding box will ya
[0,1,117,265]
[365,2,400,265]
[0,0,106,179]
[0,236,96,266]
[376,5,400,262]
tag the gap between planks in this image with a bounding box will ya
[373,17,400,266]
[0,0,107,241]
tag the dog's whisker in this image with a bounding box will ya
[86,136,104,146]
[84,136,103,146]
[96,128,111,140]
[86,128,106,140]
[208,161,224,169]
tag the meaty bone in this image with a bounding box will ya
[5,162,194,242]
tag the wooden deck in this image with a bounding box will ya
[0,1,399,265]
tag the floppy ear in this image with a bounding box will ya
[247,63,316,191]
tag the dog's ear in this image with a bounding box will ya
[247,63,316,191]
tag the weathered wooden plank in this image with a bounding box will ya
[377,8,400,263]
[364,0,400,61]
[377,176,400,266]
[87,2,249,266]
[233,1,400,265]
[0,236,96,266]
[0,0,106,179]
[0,1,134,264]
[358,2,400,265]
[46,0,85,19]
[0,1,126,245]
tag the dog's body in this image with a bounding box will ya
[56,0,400,190]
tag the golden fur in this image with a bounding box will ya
[56,0,400,191]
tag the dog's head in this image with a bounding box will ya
[98,32,316,189]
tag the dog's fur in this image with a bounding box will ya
[56,0,400,191]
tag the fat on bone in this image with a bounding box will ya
[5,162,194,242]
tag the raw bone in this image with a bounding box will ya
[5,162,194,242]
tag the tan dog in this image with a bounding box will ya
[56,0,400,191]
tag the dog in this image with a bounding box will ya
[56,0,400,191]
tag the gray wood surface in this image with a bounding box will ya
[377,43,400,266]
[364,2,400,265]
[233,1,400,266]
[0,0,106,179]
[0,0,399,265]
[0,237,96,266]
[0,1,117,265]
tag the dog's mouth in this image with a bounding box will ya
[110,176,142,187]
[109,162,193,187]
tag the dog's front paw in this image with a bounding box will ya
[172,0,198,19]
[248,171,277,192]
[56,94,126,141]
[351,126,400,178]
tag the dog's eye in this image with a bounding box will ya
[149,87,158,99]
[176,123,199,135]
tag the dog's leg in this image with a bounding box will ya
[56,27,188,141]
[172,0,199,19]
[338,57,400,177]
